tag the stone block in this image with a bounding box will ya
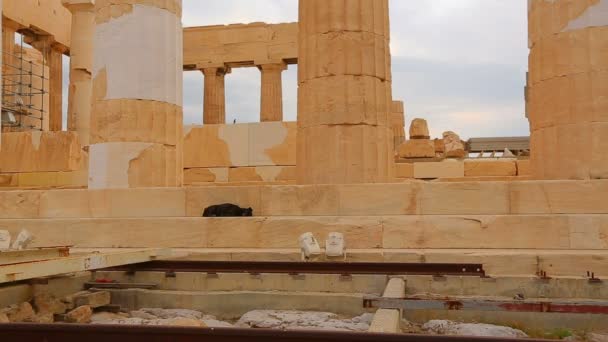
[0,132,85,173]
[434,138,445,154]
[14,171,88,188]
[397,140,435,158]
[5,302,36,323]
[260,185,340,216]
[39,188,186,218]
[73,291,111,308]
[382,215,581,249]
[338,183,419,215]
[66,305,92,323]
[33,293,67,315]
[186,186,261,217]
[88,142,180,188]
[510,180,608,214]
[183,124,249,168]
[419,182,510,215]
[409,118,430,139]
[0,312,8,323]
[0,191,42,219]
[414,161,465,179]
[464,160,517,177]
[517,160,531,176]
[443,131,466,158]
[395,163,414,179]
[297,125,394,184]
[248,122,296,166]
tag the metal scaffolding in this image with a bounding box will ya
[1,34,48,132]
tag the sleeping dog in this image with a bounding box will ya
[202,203,253,217]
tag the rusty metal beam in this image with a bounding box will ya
[0,324,552,342]
[365,297,608,315]
[104,260,486,277]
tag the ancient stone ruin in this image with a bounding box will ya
[0,0,607,341]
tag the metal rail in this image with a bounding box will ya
[0,324,551,342]
[365,297,608,315]
[103,260,486,277]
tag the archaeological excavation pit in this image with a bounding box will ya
[1,258,608,340]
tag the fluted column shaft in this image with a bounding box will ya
[62,0,95,147]
[89,0,184,188]
[296,0,394,184]
[528,0,608,179]
[202,67,228,125]
[259,62,286,122]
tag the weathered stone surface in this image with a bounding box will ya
[297,0,393,184]
[434,138,445,153]
[0,132,85,173]
[588,332,608,342]
[414,161,465,179]
[184,23,297,70]
[33,293,67,315]
[369,309,400,333]
[395,163,414,179]
[73,291,111,308]
[297,125,394,184]
[66,305,92,323]
[236,310,373,331]
[0,312,9,323]
[409,118,430,139]
[91,312,129,323]
[5,302,36,322]
[528,0,608,180]
[443,131,466,158]
[33,312,54,323]
[184,123,296,169]
[0,231,10,250]
[464,160,517,177]
[184,168,228,184]
[398,140,435,158]
[164,318,207,327]
[516,160,531,176]
[423,320,527,338]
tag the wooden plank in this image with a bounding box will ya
[0,247,70,266]
[0,249,170,284]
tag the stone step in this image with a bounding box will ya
[76,247,608,278]
[1,180,607,219]
[3,215,608,251]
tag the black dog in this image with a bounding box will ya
[202,203,253,217]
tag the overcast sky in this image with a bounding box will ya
[61,0,529,139]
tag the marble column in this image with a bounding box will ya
[202,66,229,125]
[528,0,608,179]
[297,0,394,184]
[259,62,286,122]
[89,0,183,188]
[62,0,95,147]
